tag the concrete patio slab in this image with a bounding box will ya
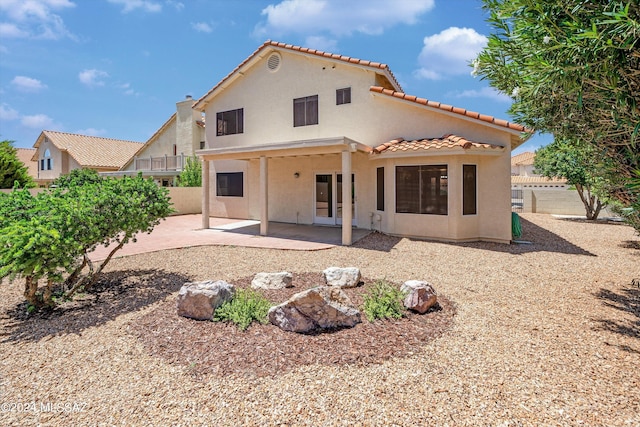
[89,214,371,261]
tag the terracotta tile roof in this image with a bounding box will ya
[369,86,531,133]
[511,175,567,184]
[372,134,504,154]
[194,40,401,110]
[16,148,38,178]
[34,131,143,169]
[511,151,536,166]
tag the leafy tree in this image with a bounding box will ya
[0,140,35,189]
[534,140,612,220]
[475,0,640,231]
[178,155,201,187]
[0,170,174,308]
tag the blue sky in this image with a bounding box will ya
[0,0,550,153]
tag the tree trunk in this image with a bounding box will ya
[576,183,601,220]
[23,276,39,306]
[43,279,54,307]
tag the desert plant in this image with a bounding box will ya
[0,169,174,308]
[361,279,406,322]
[213,288,271,331]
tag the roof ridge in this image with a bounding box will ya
[194,40,402,109]
[42,130,143,144]
[369,86,531,134]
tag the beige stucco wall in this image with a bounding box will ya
[522,189,615,216]
[167,187,201,215]
[203,49,511,151]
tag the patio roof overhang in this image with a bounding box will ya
[196,136,370,161]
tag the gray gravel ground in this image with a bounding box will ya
[1,213,639,426]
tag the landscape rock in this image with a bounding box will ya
[251,271,293,289]
[401,280,438,314]
[322,267,362,288]
[176,280,235,320]
[269,286,361,333]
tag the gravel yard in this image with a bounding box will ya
[1,213,639,426]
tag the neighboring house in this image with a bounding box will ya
[194,40,531,245]
[31,131,143,186]
[104,96,206,186]
[16,148,38,183]
[511,151,568,190]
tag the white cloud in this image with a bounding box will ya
[0,103,20,121]
[0,0,76,40]
[256,0,434,39]
[304,35,337,52]
[21,113,55,129]
[415,27,487,80]
[11,76,47,92]
[166,0,183,10]
[117,82,139,96]
[449,87,511,103]
[0,23,29,38]
[78,69,109,87]
[191,22,213,33]
[107,0,162,13]
[75,127,106,136]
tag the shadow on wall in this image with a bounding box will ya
[1,269,191,344]
[593,283,640,354]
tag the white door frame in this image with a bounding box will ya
[313,172,356,226]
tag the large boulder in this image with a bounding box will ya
[322,267,362,288]
[401,280,438,314]
[268,286,361,333]
[251,271,293,289]
[176,280,235,320]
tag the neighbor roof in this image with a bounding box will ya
[372,135,504,154]
[511,175,566,184]
[193,40,402,110]
[16,148,38,179]
[511,151,536,166]
[33,130,143,169]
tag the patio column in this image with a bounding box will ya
[260,155,268,236]
[201,158,210,229]
[341,149,352,245]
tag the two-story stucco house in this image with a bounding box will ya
[194,41,530,245]
[31,131,143,186]
[107,95,206,186]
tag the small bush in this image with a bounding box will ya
[213,288,271,331]
[361,280,406,322]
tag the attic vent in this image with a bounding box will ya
[267,52,281,72]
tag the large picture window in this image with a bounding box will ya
[396,165,448,215]
[463,164,477,215]
[293,95,318,127]
[216,172,243,197]
[216,108,243,136]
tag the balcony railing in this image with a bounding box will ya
[134,153,185,171]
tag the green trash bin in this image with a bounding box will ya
[512,212,522,239]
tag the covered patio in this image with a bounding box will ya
[89,215,371,261]
[198,137,370,246]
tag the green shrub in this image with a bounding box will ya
[361,280,406,322]
[213,288,272,331]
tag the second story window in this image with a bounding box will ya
[293,95,318,127]
[41,148,52,170]
[336,87,351,105]
[216,108,243,136]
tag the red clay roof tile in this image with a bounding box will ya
[370,86,530,133]
[372,134,504,155]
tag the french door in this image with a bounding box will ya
[314,173,356,225]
